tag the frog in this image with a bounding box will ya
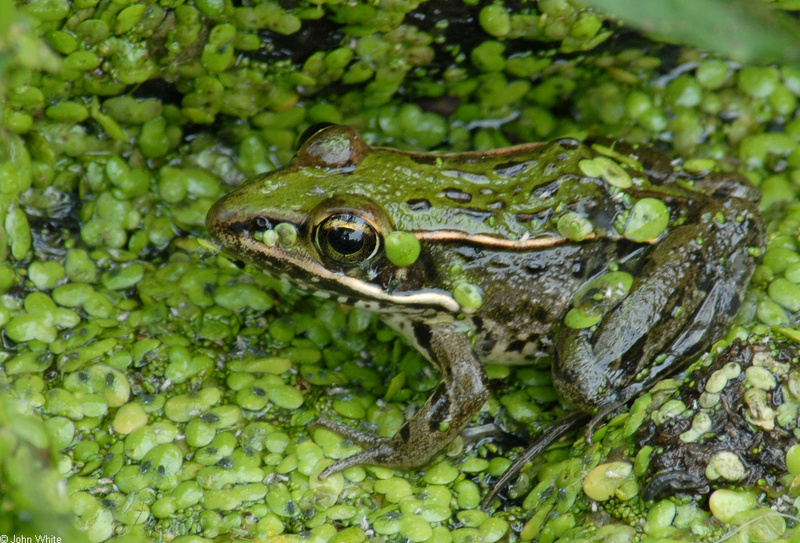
[206,123,765,503]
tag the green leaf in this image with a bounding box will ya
[580,0,800,66]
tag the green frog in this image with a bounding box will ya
[206,124,764,501]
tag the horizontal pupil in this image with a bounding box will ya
[329,226,365,255]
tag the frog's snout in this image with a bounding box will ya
[205,192,244,245]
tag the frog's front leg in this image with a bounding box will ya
[553,201,762,413]
[314,323,489,478]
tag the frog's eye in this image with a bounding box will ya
[314,213,382,265]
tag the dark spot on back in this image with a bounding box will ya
[533,178,564,199]
[444,188,472,203]
[516,209,552,224]
[619,334,648,372]
[495,161,530,178]
[508,339,527,352]
[557,138,581,149]
[411,154,439,166]
[407,199,432,211]
[458,208,492,221]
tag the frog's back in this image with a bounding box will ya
[360,139,615,241]
[395,139,764,367]
[361,137,730,246]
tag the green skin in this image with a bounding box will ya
[206,124,765,487]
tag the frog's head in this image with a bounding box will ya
[206,124,460,314]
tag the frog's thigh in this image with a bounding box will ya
[553,218,755,411]
[317,324,489,476]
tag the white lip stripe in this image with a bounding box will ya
[241,236,461,312]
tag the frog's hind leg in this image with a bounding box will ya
[481,270,745,509]
[313,323,490,479]
[553,197,763,414]
[481,411,589,509]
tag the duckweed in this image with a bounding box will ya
[423,461,460,485]
[582,462,638,502]
[643,499,676,535]
[452,282,483,310]
[479,517,509,542]
[708,489,759,523]
[385,230,422,267]
[374,477,412,503]
[100,263,144,290]
[579,156,633,189]
[757,298,788,326]
[566,270,634,329]
[6,0,800,541]
[624,198,670,242]
[112,402,148,434]
[72,492,115,542]
[28,260,66,290]
[557,211,594,241]
[768,278,800,312]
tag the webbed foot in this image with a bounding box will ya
[312,324,490,479]
[309,416,395,479]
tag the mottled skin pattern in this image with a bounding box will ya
[206,125,765,494]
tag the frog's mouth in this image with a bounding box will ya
[206,200,460,314]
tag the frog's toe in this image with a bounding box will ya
[318,444,396,480]
[311,416,436,473]
[584,401,626,445]
[309,415,387,447]
[311,416,400,478]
